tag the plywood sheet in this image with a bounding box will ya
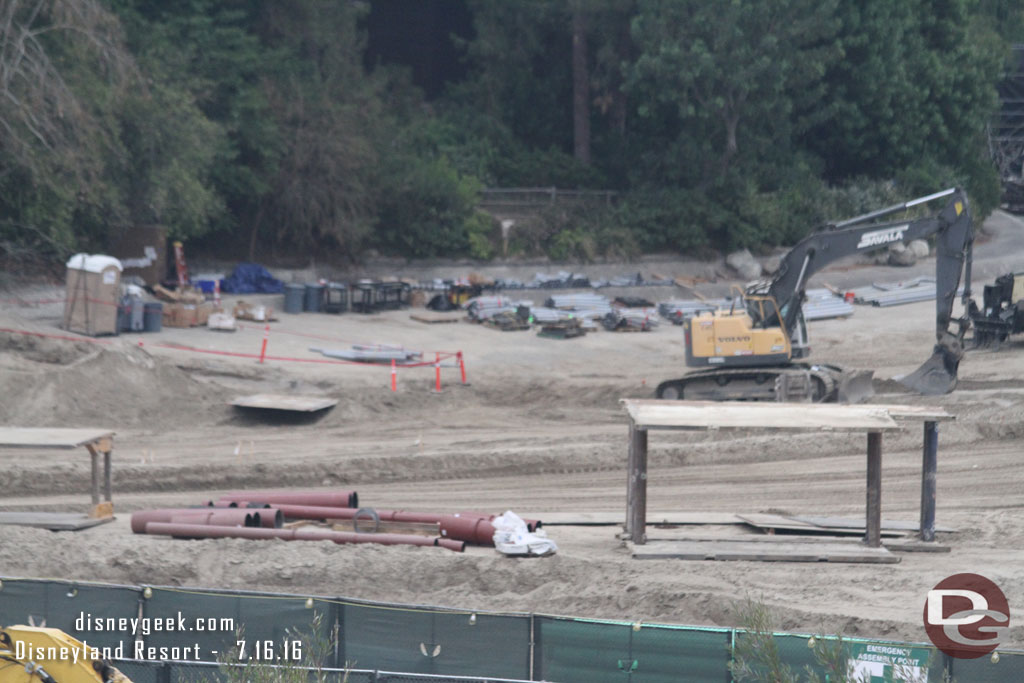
[621,399,898,432]
[0,428,114,449]
[0,512,114,531]
[738,514,904,537]
[231,394,338,413]
[792,515,955,534]
[633,539,899,563]
[538,511,742,526]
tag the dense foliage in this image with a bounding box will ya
[0,0,1018,263]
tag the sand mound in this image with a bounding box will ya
[0,333,227,429]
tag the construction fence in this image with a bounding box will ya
[0,577,1018,682]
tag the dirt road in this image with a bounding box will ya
[1,212,1023,648]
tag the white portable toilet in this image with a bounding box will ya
[64,254,123,336]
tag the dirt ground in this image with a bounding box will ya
[2,211,1024,649]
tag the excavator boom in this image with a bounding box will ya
[657,188,975,402]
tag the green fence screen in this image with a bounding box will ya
[2,577,1021,682]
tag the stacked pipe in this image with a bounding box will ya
[657,299,731,325]
[464,296,520,321]
[130,508,283,533]
[210,501,541,547]
[802,288,855,321]
[142,524,464,552]
[218,490,358,508]
[602,307,659,331]
[544,293,612,314]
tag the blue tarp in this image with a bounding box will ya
[220,263,284,294]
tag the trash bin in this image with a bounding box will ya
[64,254,122,336]
[143,303,163,332]
[117,298,132,333]
[129,297,145,331]
[284,283,305,314]
[304,283,325,312]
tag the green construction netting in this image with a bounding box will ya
[536,616,730,682]
[5,578,1024,683]
[341,601,530,680]
[0,578,139,652]
[140,587,332,666]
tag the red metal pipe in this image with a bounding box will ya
[436,538,466,552]
[165,509,283,529]
[131,508,279,534]
[439,514,496,546]
[218,490,358,508]
[143,522,462,551]
[206,503,540,542]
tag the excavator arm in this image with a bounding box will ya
[754,187,974,394]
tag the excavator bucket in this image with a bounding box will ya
[897,344,961,395]
[837,369,874,403]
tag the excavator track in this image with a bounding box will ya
[654,363,851,403]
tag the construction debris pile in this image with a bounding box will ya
[131,489,555,556]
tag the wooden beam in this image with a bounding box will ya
[620,399,899,432]
[865,432,882,548]
[86,443,100,506]
[920,420,938,542]
[626,425,649,544]
[103,449,112,502]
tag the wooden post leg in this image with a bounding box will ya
[625,422,637,538]
[920,421,938,542]
[628,427,649,545]
[87,444,100,506]
[103,448,113,502]
[865,432,882,548]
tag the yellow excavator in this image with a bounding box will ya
[655,187,976,402]
[0,626,129,683]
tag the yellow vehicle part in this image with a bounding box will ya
[689,309,790,360]
[0,626,128,683]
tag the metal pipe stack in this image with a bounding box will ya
[802,288,855,321]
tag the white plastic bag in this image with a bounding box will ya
[492,511,557,557]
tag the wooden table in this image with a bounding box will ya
[620,400,953,547]
[0,428,116,510]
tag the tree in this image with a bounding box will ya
[628,0,840,188]
[571,0,591,165]
[0,0,135,255]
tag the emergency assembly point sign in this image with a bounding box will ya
[923,573,1010,658]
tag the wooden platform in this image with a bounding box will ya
[231,394,338,413]
[0,512,114,531]
[633,539,900,563]
[0,428,114,449]
[622,399,900,432]
[0,427,115,510]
